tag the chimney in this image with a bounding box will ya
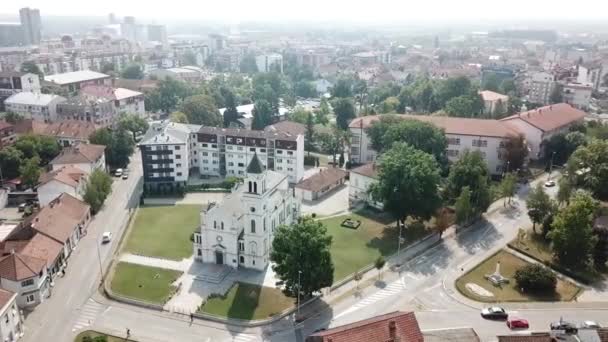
[388,321,397,338]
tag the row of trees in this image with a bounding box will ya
[83,169,113,214]
[0,134,61,188]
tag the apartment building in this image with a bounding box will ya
[4,92,66,122]
[256,53,283,73]
[526,71,555,105]
[577,61,603,90]
[44,70,111,94]
[349,114,520,176]
[0,72,41,111]
[81,85,145,117]
[562,82,593,110]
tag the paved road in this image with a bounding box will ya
[21,153,143,342]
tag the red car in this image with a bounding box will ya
[507,318,530,329]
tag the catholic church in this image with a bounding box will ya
[193,153,300,271]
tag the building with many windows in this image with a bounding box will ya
[0,289,23,342]
[193,154,299,271]
[4,92,66,123]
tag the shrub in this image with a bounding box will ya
[514,264,556,293]
[304,155,319,166]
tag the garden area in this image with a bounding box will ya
[75,331,137,342]
[110,262,182,305]
[321,209,436,281]
[199,282,294,320]
[455,250,581,302]
[124,205,200,260]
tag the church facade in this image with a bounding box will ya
[193,153,300,271]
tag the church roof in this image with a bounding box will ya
[246,152,264,174]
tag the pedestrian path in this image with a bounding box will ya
[72,299,107,332]
[333,277,406,319]
[119,253,192,272]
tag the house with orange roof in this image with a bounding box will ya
[37,166,87,206]
[0,251,49,307]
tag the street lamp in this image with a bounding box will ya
[96,236,104,285]
[297,270,302,317]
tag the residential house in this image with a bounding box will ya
[501,103,586,159]
[80,85,145,117]
[349,163,382,209]
[50,143,106,173]
[39,120,98,147]
[349,114,520,176]
[264,121,306,137]
[0,72,41,111]
[479,90,509,117]
[306,311,424,342]
[43,70,111,94]
[0,252,48,307]
[0,122,16,148]
[37,166,87,206]
[4,92,66,123]
[193,154,299,271]
[56,93,117,127]
[295,167,348,201]
[0,289,23,341]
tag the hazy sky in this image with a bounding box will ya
[2,0,608,22]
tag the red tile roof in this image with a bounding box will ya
[0,251,46,281]
[265,120,306,137]
[50,143,105,165]
[38,165,87,188]
[497,333,553,342]
[0,288,16,310]
[41,120,99,140]
[501,103,586,132]
[295,167,348,192]
[29,193,90,244]
[0,121,13,130]
[306,311,424,342]
[349,114,519,138]
[350,163,378,179]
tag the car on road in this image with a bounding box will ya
[579,321,601,329]
[122,170,129,179]
[18,203,27,212]
[102,232,112,243]
[544,180,556,187]
[481,307,508,320]
[507,318,529,329]
[114,168,123,177]
[550,321,578,334]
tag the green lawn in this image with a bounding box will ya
[110,262,182,304]
[455,250,581,302]
[124,205,200,260]
[321,210,431,281]
[75,330,137,342]
[200,282,294,320]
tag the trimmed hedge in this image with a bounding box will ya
[514,264,557,293]
[186,177,242,192]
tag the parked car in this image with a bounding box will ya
[114,169,123,177]
[579,321,601,329]
[551,321,578,334]
[544,180,556,187]
[102,232,112,244]
[18,203,26,212]
[122,170,129,180]
[481,307,508,320]
[507,318,529,329]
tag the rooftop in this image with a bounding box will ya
[0,289,15,312]
[29,193,90,244]
[0,251,46,281]
[264,120,306,137]
[44,70,110,85]
[350,163,379,179]
[198,126,300,141]
[479,90,509,102]
[38,165,87,188]
[501,103,586,132]
[50,143,105,165]
[4,92,65,107]
[295,167,348,192]
[40,120,98,140]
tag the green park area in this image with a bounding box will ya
[110,262,182,304]
[455,250,581,302]
[124,205,200,260]
[75,330,137,342]
[321,210,434,281]
[199,282,294,320]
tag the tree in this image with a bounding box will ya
[445,150,491,214]
[374,256,386,280]
[316,125,344,165]
[121,64,144,80]
[482,73,500,92]
[331,98,356,130]
[549,84,563,104]
[14,134,60,164]
[508,96,523,115]
[251,100,273,130]
[493,100,506,117]
[270,217,334,298]
[499,79,516,95]
[305,113,315,154]
[435,76,472,108]
[118,114,149,140]
[526,183,554,233]
[434,208,452,238]
[379,97,400,114]
[222,89,239,128]
[145,78,193,113]
[502,134,528,172]
[0,147,24,180]
[544,132,586,166]
[83,169,113,214]
[370,142,442,225]
[181,51,197,66]
[514,264,557,293]
[19,156,40,188]
[100,62,116,75]
[20,61,43,78]
[295,81,316,99]
[170,111,189,124]
[89,128,134,168]
[548,191,598,267]
[316,98,330,125]
[179,95,222,126]
[239,53,258,74]
[455,186,473,225]
[557,177,573,206]
[445,95,476,117]
[500,172,517,206]
[288,106,310,124]
[331,78,353,98]
[568,139,608,200]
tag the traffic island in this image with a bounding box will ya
[455,250,582,302]
[75,330,137,342]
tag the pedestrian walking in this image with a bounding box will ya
[190,312,194,324]
[126,328,131,339]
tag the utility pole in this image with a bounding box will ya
[297,270,302,317]
[96,239,104,285]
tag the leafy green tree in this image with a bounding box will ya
[526,183,554,233]
[2,112,23,124]
[412,79,437,112]
[557,177,573,205]
[20,61,43,78]
[370,143,442,224]
[83,169,113,214]
[567,139,608,199]
[295,81,316,98]
[500,173,517,206]
[514,264,556,293]
[179,95,222,126]
[508,96,523,114]
[305,112,315,153]
[374,256,386,280]
[502,134,528,171]
[170,111,189,123]
[239,53,258,74]
[253,83,279,115]
[544,132,586,166]
[100,62,116,74]
[493,100,506,117]
[445,95,476,117]
[270,217,334,297]
[19,156,40,188]
[222,89,239,127]
[14,135,60,164]
[316,125,344,165]
[435,76,472,108]
[89,128,134,168]
[331,98,356,130]
[548,191,599,267]
[0,147,24,180]
[331,78,353,98]
[145,78,193,113]
[499,79,516,95]
[379,96,400,113]
[251,100,273,130]
[121,64,144,80]
[118,114,149,140]
[316,98,330,125]
[288,106,310,124]
[445,150,491,213]
[482,73,500,92]
[455,186,473,225]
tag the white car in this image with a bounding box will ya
[102,232,112,244]
[114,169,123,177]
[544,180,556,187]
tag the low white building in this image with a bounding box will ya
[37,166,87,206]
[4,92,66,123]
[349,114,520,176]
[0,289,23,342]
[295,167,348,201]
[193,154,299,271]
[0,252,49,308]
[501,103,586,159]
[49,143,106,173]
[44,70,111,94]
[0,72,41,101]
[479,90,508,117]
[349,163,382,209]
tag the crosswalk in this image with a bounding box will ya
[224,334,262,342]
[334,278,406,319]
[72,299,106,332]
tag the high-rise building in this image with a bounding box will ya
[19,7,41,45]
[0,23,23,47]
